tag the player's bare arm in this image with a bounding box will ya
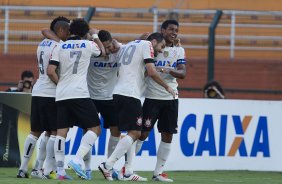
[138,32,150,40]
[47,64,59,84]
[89,28,106,57]
[162,63,186,79]
[41,28,60,42]
[146,62,175,98]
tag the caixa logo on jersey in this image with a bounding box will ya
[180,114,270,158]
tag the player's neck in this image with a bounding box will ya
[165,42,174,47]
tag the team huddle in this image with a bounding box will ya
[16,16,186,182]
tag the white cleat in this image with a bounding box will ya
[123,173,148,181]
[152,173,173,182]
[31,169,47,179]
[118,166,147,181]
[98,162,113,181]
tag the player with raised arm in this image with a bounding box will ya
[138,19,187,182]
[48,18,105,180]
[86,30,147,181]
[86,30,121,180]
[98,32,175,181]
[16,17,70,179]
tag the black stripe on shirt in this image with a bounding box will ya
[144,58,155,64]
[49,60,59,66]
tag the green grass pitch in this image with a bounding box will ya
[1,168,282,184]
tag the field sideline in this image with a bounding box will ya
[0,168,282,184]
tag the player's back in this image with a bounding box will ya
[32,38,58,97]
[113,40,154,99]
[55,39,101,101]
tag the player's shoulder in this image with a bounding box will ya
[60,39,90,49]
[129,40,150,45]
[174,45,185,52]
[139,40,151,45]
[38,38,57,47]
[165,45,185,54]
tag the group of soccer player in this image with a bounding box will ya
[16,15,186,182]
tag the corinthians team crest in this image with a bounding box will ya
[144,119,152,128]
[136,117,142,126]
[163,51,169,57]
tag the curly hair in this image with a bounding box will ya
[50,16,70,31]
[161,19,179,30]
[69,18,90,38]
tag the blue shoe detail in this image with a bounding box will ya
[112,169,119,180]
[85,170,92,180]
[68,160,87,179]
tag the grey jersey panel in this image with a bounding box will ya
[87,53,120,100]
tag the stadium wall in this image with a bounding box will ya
[0,54,281,100]
[2,0,282,11]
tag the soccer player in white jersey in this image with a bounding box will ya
[48,18,105,180]
[87,30,147,181]
[138,19,187,182]
[16,17,70,179]
[98,32,175,181]
[86,30,120,179]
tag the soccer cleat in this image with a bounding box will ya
[68,160,87,180]
[118,166,147,181]
[85,170,92,180]
[118,166,148,181]
[123,173,148,181]
[98,162,113,181]
[152,173,173,182]
[43,171,57,179]
[31,169,45,179]
[17,170,29,178]
[117,166,126,180]
[57,174,73,180]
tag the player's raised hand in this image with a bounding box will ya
[174,38,181,47]
[139,32,150,40]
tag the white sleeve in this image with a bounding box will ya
[142,41,154,60]
[177,47,187,65]
[90,41,101,57]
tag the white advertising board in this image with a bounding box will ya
[62,98,282,171]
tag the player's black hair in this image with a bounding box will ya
[21,70,34,80]
[50,16,70,32]
[53,21,69,34]
[69,18,90,38]
[146,32,164,43]
[161,19,179,29]
[98,30,112,42]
